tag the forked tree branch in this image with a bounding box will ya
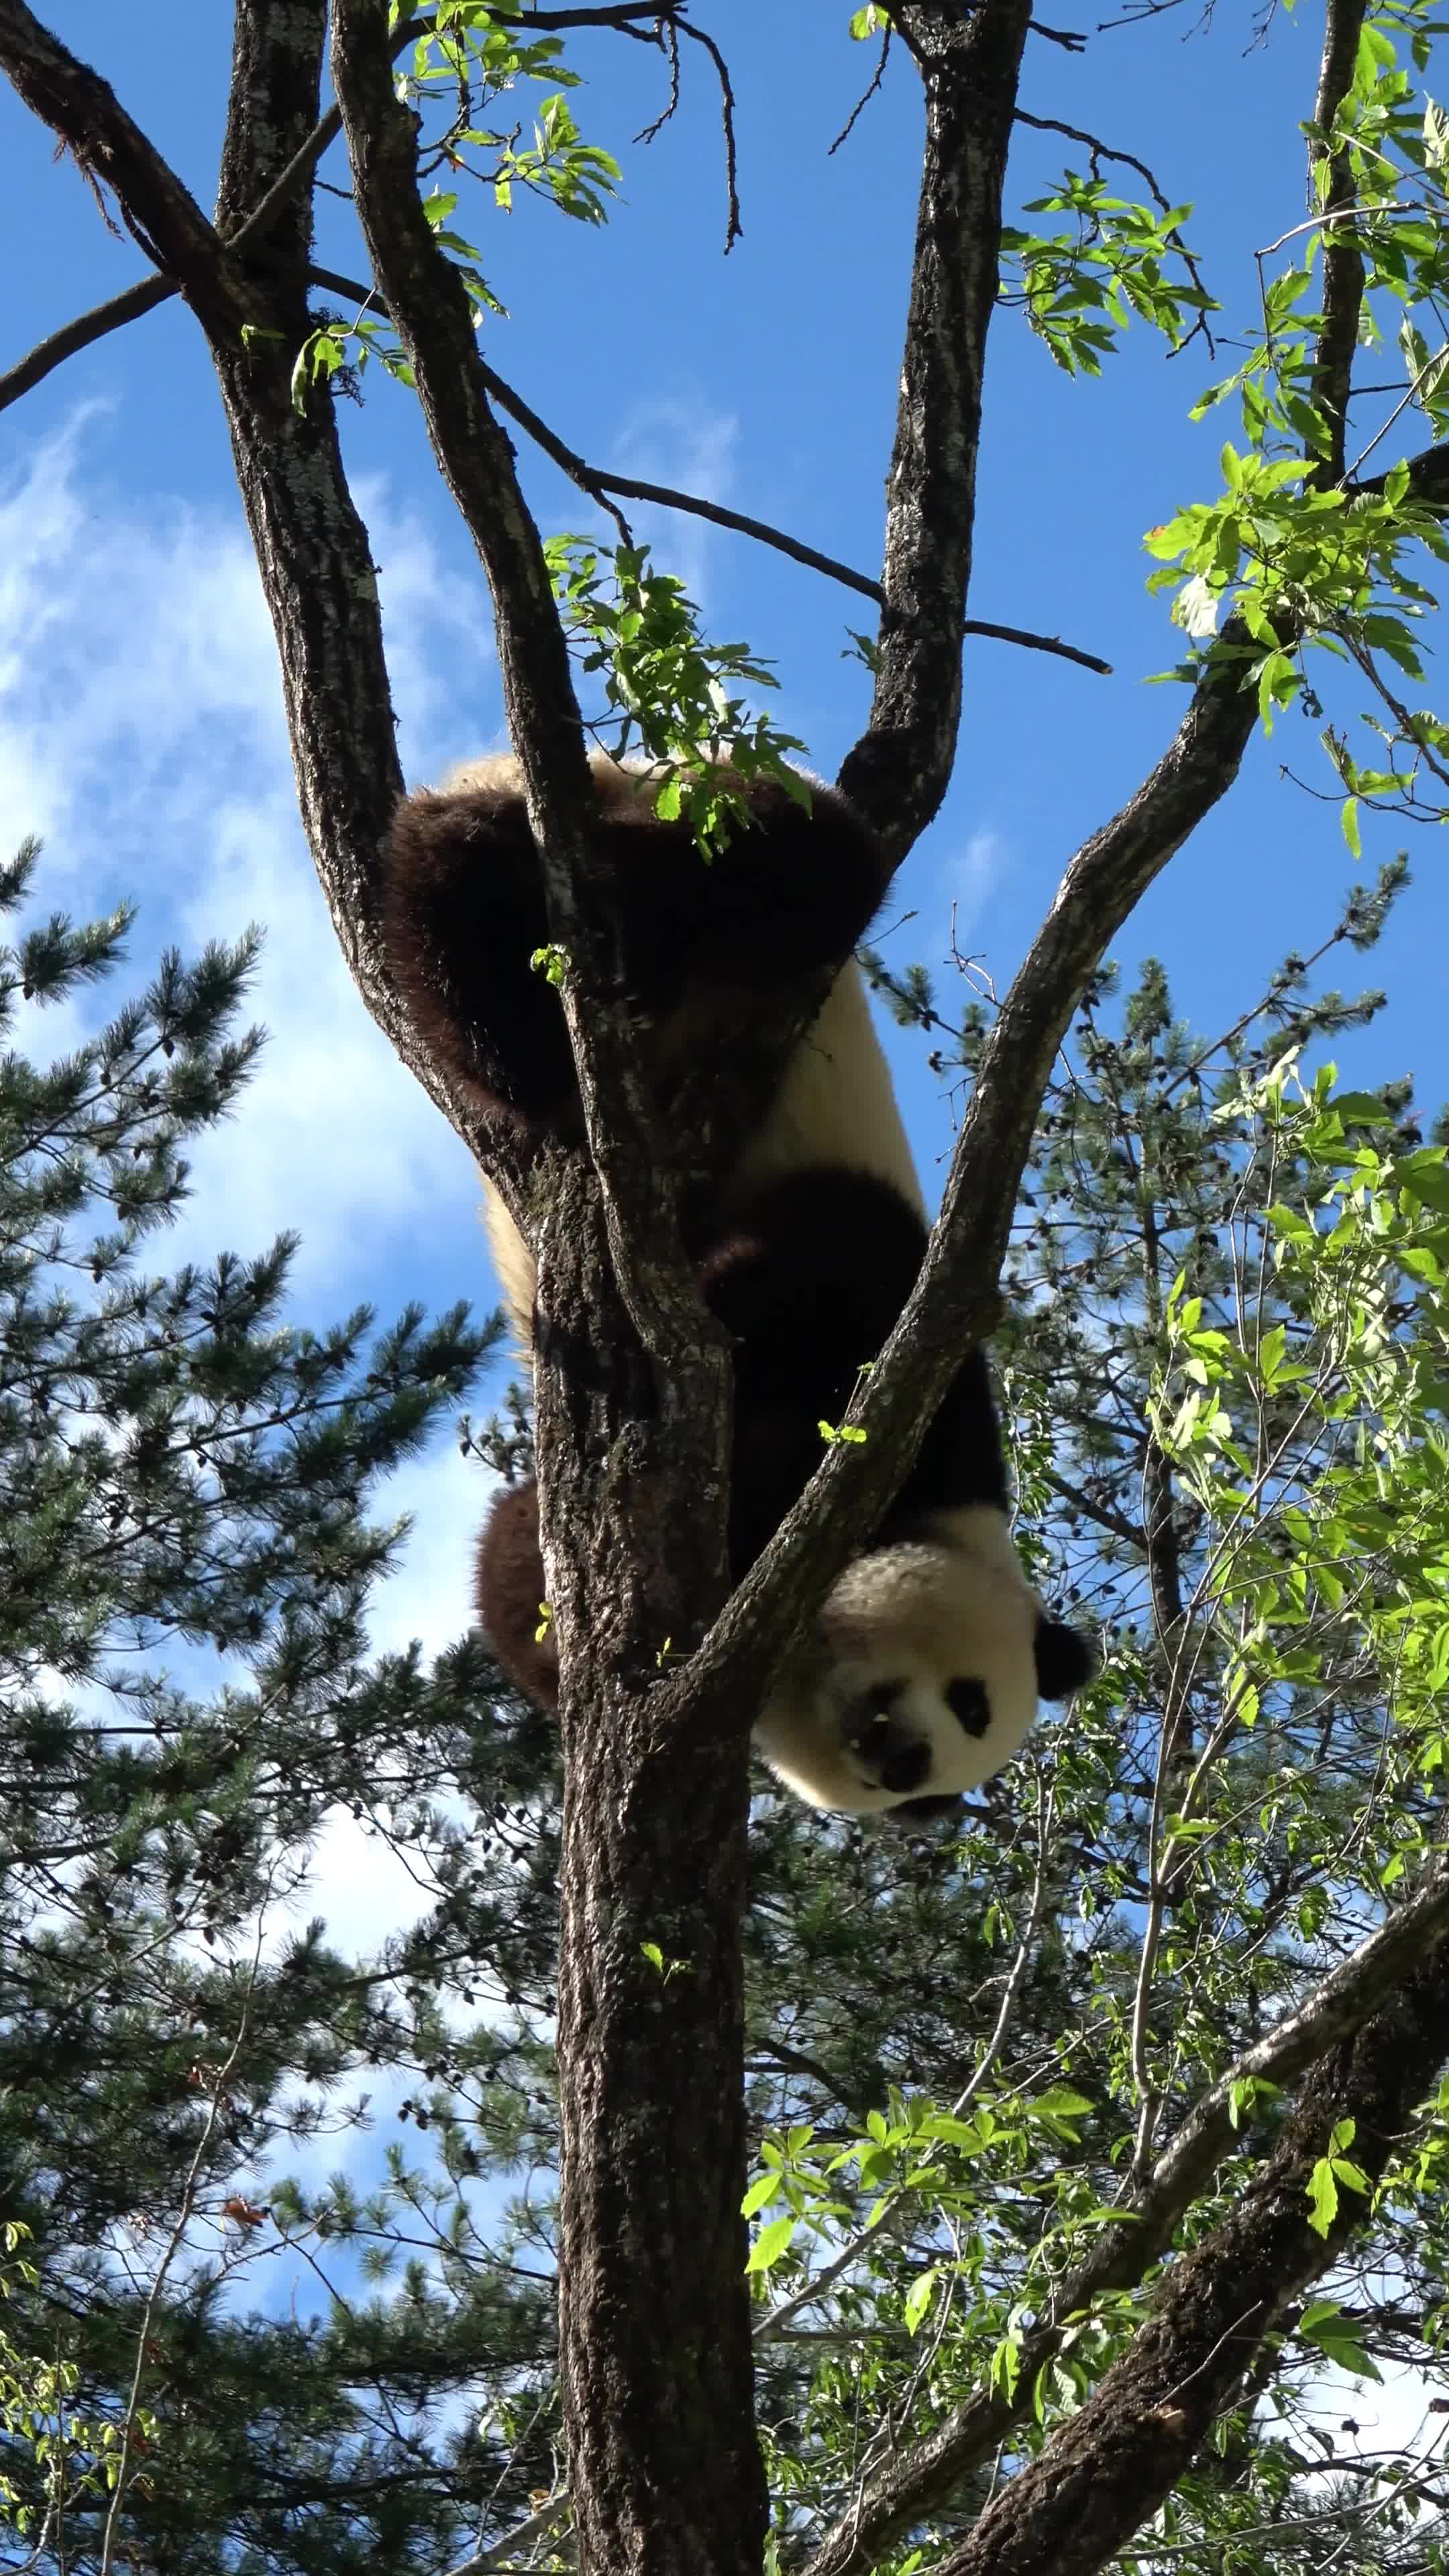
[327,0,733,1414]
[799,1854,1449,2576]
[328,15,767,2576]
[0,0,241,333]
[928,1906,1449,2576]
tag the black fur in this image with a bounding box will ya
[469,1165,1012,1713]
[384,765,890,1139]
[382,758,1093,1754]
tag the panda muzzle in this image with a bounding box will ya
[842,1687,932,1796]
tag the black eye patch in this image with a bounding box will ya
[945,1676,991,1739]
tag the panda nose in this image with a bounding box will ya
[874,1731,932,1794]
[843,1686,931,1795]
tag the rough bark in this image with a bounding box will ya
[798,1854,1449,2576]
[206,0,409,1012]
[840,0,1034,856]
[326,14,762,2571]
[929,1922,1449,2576]
[1306,0,1368,488]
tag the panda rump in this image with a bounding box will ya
[382,750,1095,1814]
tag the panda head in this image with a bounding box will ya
[753,1505,1096,1817]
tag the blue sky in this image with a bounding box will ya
[6,9,1449,2434]
[1,2,1446,1929]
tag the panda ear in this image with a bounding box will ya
[1034,1614,1097,1702]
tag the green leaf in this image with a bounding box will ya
[745,2216,798,2276]
[904,2269,938,2334]
[1032,2085,1094,2119]
[1306,2155,1340,2237]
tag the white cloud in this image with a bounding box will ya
[367,1438,496,1664]
[610,394,740,604]
[0,421,498,1303]
[940,822,1009,942]
[0,405,517,1788]
[0,421,530,2212]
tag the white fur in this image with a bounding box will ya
[468,751,923,1349]
[754,1507,1044,1813]
[462,752,1042,1815]
[482,957,920,1350]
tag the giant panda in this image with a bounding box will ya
[382,750,1095,1815]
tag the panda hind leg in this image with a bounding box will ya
[474,1477,559,1711]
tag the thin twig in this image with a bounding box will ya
[672,16,741,251]
[306,264,1113,667]
[830,23,894,156]
[633,13,679,146]
[756,1778,1058,2343]
[0,274,170,413]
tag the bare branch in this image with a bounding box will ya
[960,615,1110,674]
[0,9,419,1053]
[671,15,742,252]
[829,19,894,155]
[306,266,1112,669]
[0,0,239,335]
[0,272,171,413]
[0,11,400,418]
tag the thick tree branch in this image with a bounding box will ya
[928,1904,1449,2576]
[840,0,1034,853]
[1307,0,1369,486]
[0,0,241,336]
[799,1855,1449,2576]
[330,0,709,1354]
[0,24,357,417]
[0,2,415,1040]
[328,15,765,2576]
